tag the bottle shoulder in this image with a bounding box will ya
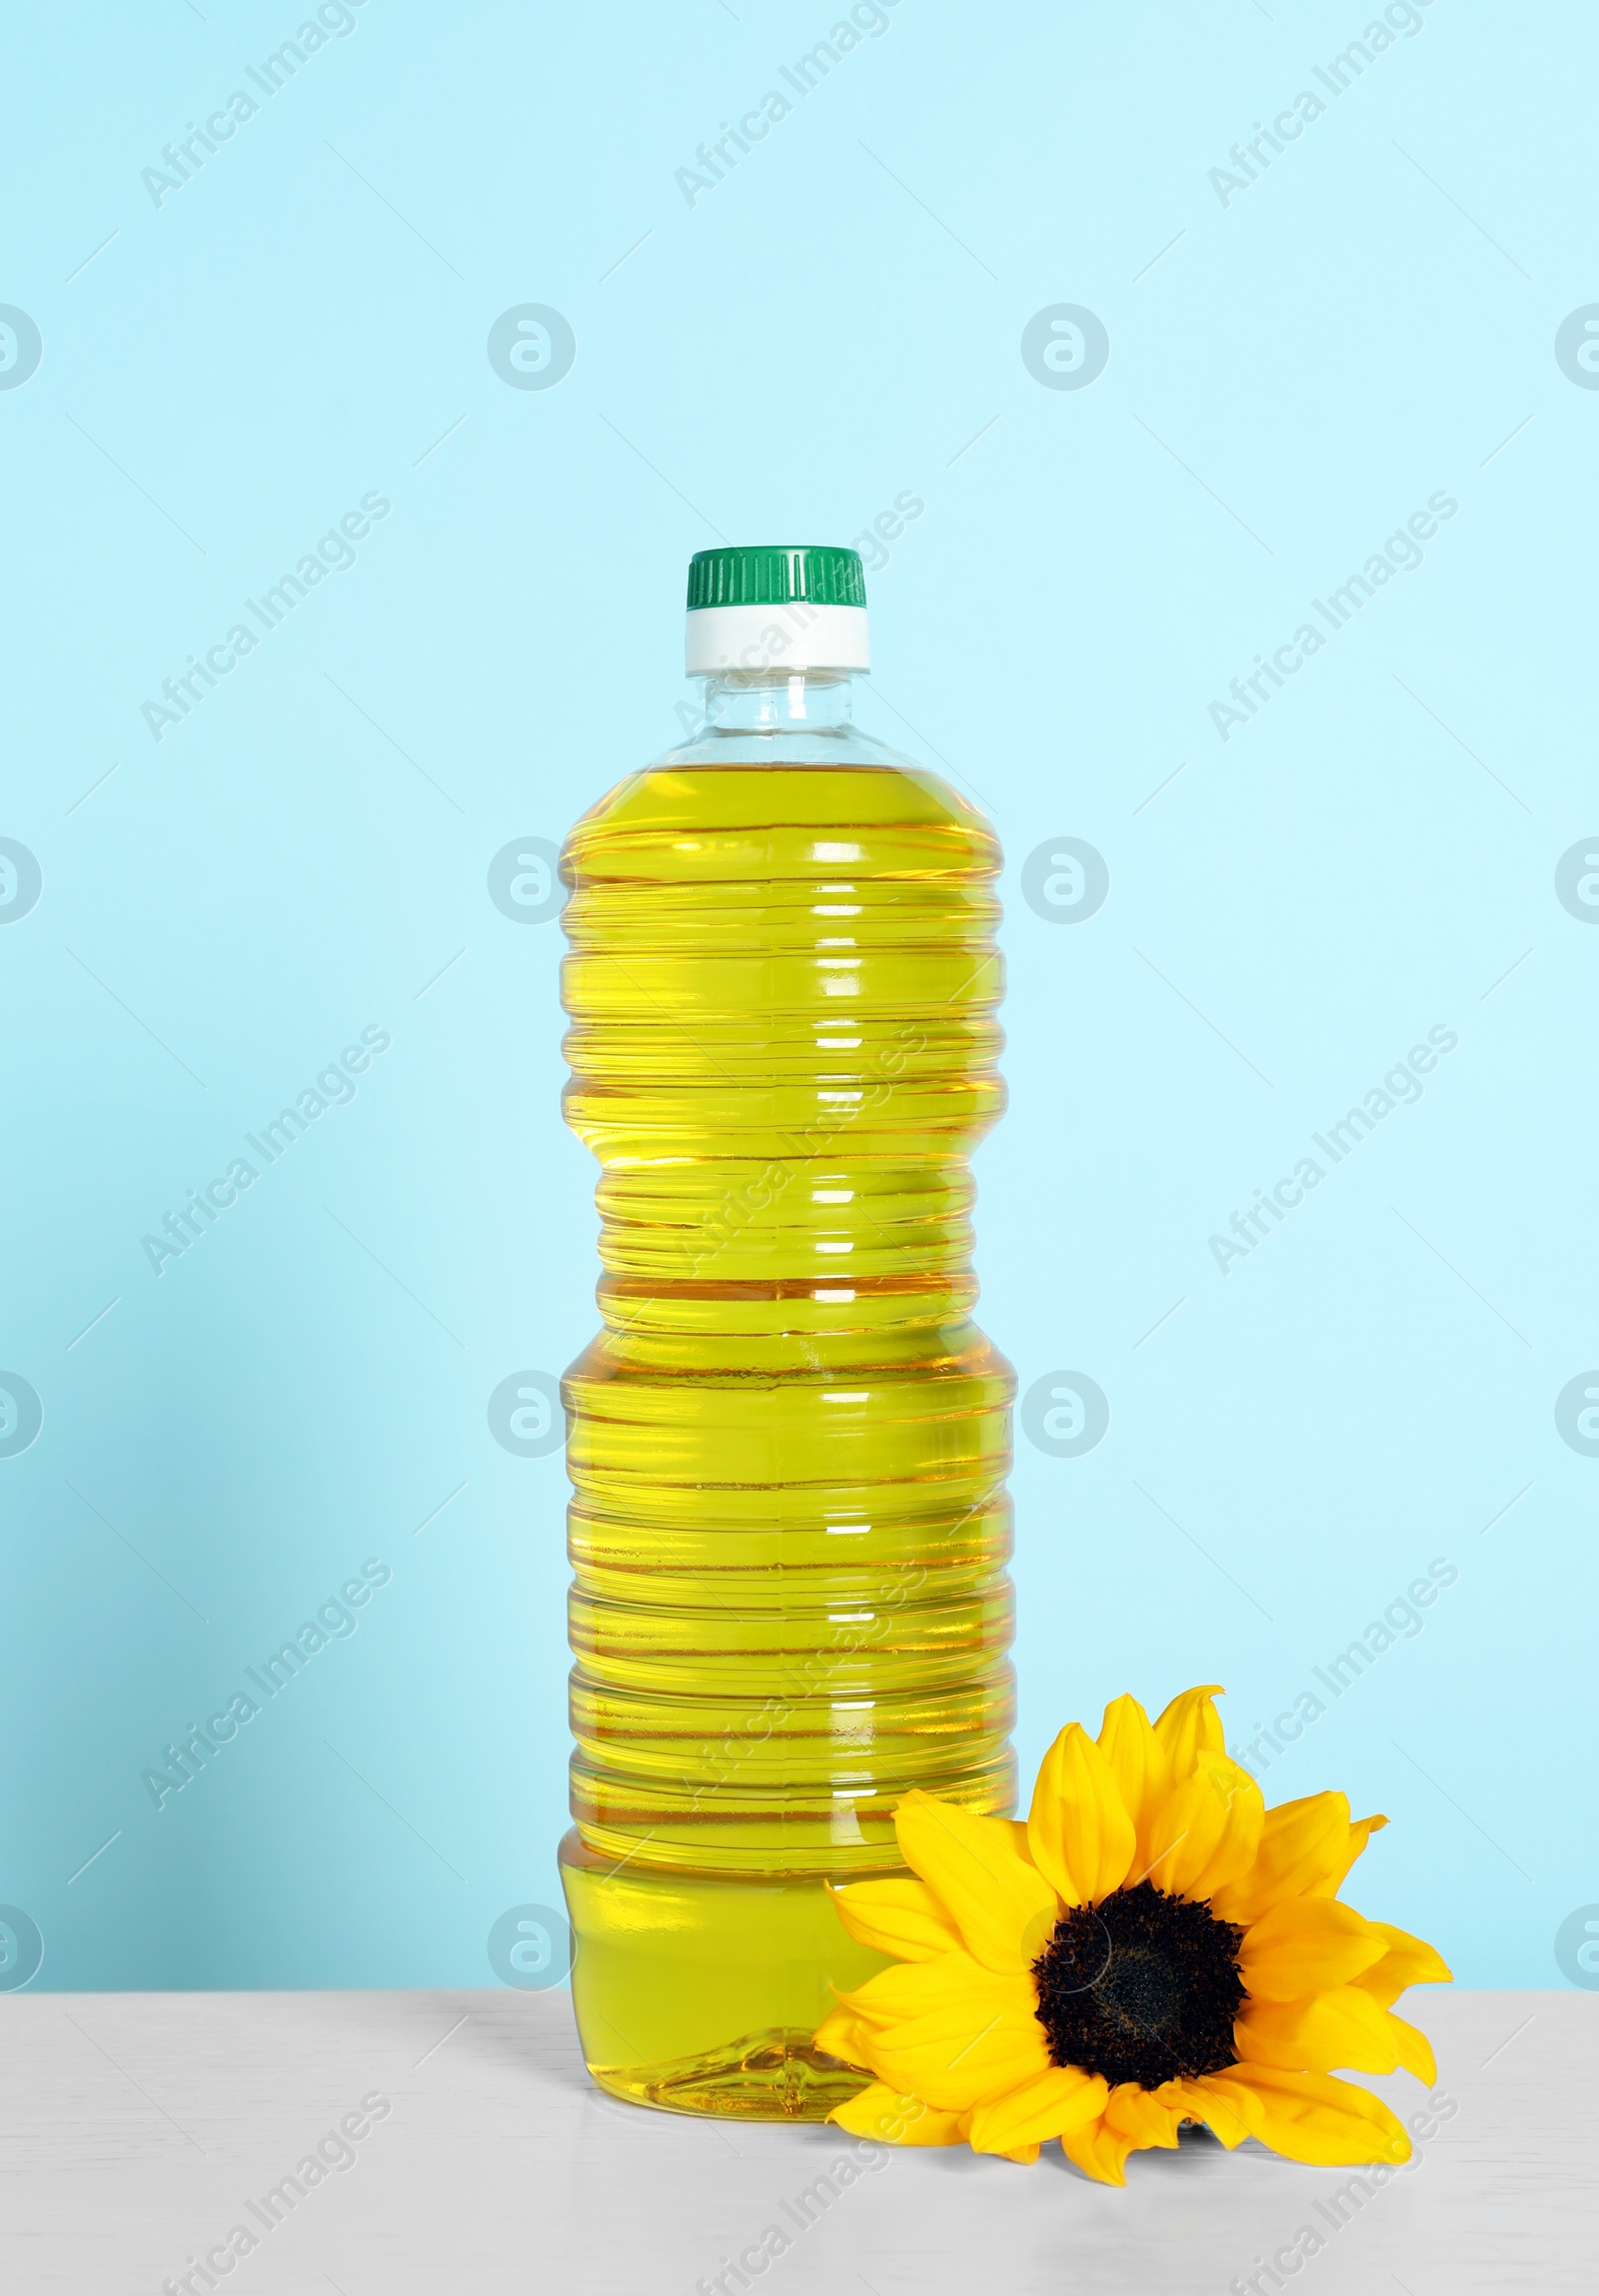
[651,718,918,771]
[563,740,995,873]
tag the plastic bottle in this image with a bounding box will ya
[557,546,1014,2119]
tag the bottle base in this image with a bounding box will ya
[559,1829,888,2122]
[585,2029,872,2122]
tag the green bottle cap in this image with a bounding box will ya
[686,546,867,612]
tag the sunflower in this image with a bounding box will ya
[813,1686,1450,2183]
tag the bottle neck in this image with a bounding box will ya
[700,669,856,733]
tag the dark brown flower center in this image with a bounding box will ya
[1031,1879,1244,2090]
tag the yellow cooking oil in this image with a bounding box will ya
[557,547,1014,2119]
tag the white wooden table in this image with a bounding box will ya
[0,1988,1588,2292]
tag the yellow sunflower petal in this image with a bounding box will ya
[827,1876,964,1962]
[1160,2074,1260,2148]
[1058,2112,1137,2185]
[1027,1722,1135,1907]
[1347,1920,1453,2007]
[1307,1810,1387,1896]
[862,1971,1051,2111]
[1147,1753,1264,1899]
[1104,2081,1183,2150]
[1238,1893,1386,2000]
[1097,1694,1169,1865]
[1152,1684,1226,1778]
[830,2081,968,2146]
[835,1949,983,2022]
[1206,2062,1411,2167]
[1387,2009,1438,2086]
[1210,1790,1353,1924]
[967,2066,1108,2154]
[1236,1984,1406,2075]
[813,2005,875,2066]
[835,1953,1049,2111]
[893,1789,1059,1973]
[866,2008,1049,2113]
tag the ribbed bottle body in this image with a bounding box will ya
[557,757,1014,2112]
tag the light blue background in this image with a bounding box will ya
[1,0,1591,1993]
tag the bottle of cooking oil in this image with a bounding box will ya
[557,546,1014,2119]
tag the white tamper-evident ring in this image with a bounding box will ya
[686,600,869,675]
